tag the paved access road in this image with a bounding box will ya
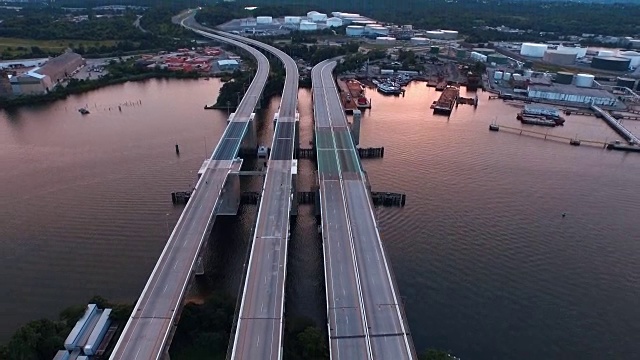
[312,59,416,360]
[110,19,270,360]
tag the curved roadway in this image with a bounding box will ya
[109,19,270,360]
[312,59,416,360]
[183,11,301,360]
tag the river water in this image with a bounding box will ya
[0,78,639,359]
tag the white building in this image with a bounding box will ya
[520,43,548,57]
[527,84,617,106]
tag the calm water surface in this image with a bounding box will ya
[0,78,639,360]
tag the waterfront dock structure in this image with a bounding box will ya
[432,85,459,114]
[591,104,640,145]
[312,59,416,359]
[109,26,270,360]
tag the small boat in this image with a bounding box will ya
[570,138,581,146]
[78,108,90,115]
[489,123,500,131]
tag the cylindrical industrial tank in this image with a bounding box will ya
[555,71,574,84]
[440,30,458,40]
[256,16,272,24]
[524,69,534,77]
[543,50,577,65]
[616,77,636,89]
[284,16,301,24]
[299,21,318,31]
[494,71,503,80]
[375,37,396,44]
[575,73,595,88]
[557,45,588,58]
[369,26,389,35]
[487,53,509,64]
[326,17,343,27]
[310,12,327,22]
[591,56,631,71]
[410,37,429,45]
[503,72,512,81]
[598,50,615,57]
[425,30,444,39]
[520,43,548,57]
[346,25,364,36]
[618,51,640,68]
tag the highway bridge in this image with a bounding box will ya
[109,26,270,360]
[312,59,416,359]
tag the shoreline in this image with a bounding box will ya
[0,71,204,110]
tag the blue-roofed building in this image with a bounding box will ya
[217,59,240,71]
[64,304,98,351]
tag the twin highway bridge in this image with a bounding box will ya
[110,11,416,360]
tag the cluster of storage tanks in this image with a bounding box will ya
[554,72,595,87]
[346,24,390,36]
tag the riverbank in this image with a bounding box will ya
[0,69,202,109]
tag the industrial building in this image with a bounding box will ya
[38,52,85,84]
[591,56,631,71]
[543,50,577,65]
[55,304,114,358]
[487,53,509,65]
[256,16,272,24]
[10,70,53,95]
[520,43,548,57]
[527,83,617,106]
[217,59,240,71]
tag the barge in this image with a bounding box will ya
[431,86,459,115]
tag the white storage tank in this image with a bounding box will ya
[307,11,327,22]
[376,36,396,44]
[425,30,444,39]
[346,25,364,36]
[369,26,389,35]
[410,37,429,45]
[575,73,595,88]
[619,51,640,68]
[284,16,301,24]
[558,45,587,58]
[440,30,458,39]
[299,20,318,31]
[520,43,548,57]
[598,50,615,57]
[470,51,487,62]
[524,69,534,77]
[494,71,504,80]
[256,16,272,24]
[403,24,413,31]
[326,17,343,27]
[503,72,512,81]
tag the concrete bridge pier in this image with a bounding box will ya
[273,111,279,128]
[218,159,243,215]
[241,113,258,154]
[290,159,298,216]
[351,109,361,146]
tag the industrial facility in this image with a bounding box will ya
[543,50,578,65]
[520,43,549,58]
[591,56,631,71]
[53,304,115,359]
[7,51,85,95]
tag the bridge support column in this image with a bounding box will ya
[273,112,279,128]
[295,112,300,153]
[241,113,257,155]
[218,159,243,215]
[290,160,298,216]
[351,110,361,146]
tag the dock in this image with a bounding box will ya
[591,104,640,144]
[338,78,371,113]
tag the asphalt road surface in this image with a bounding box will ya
[110,19,270,360]
[312,59,416,360]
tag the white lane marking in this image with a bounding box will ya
[257,335,260,348]
[134,348,141,360]
[163,284,168,293]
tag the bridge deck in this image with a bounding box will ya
[109,24,270,360]
[312,59,415,360]
[221,31,299,360]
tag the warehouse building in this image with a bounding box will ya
[38,51,85,84]
[217,59,240,71]
[527,84,617,106]
[10,70,53,95]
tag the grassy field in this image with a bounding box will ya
[0,37,117,57]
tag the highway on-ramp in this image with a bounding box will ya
[312,59,416,360]
[109,22,270,360]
